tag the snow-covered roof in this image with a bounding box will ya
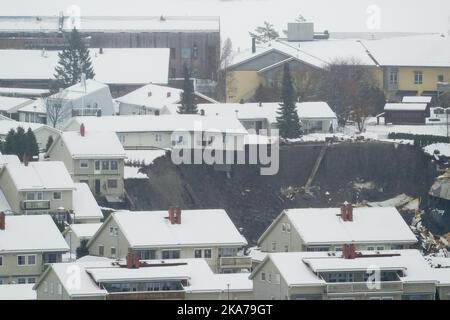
[253,250,438,286]
[0,284,36,300]
[0,48,170,85]
[116,84,183,110]
[66,223,102,239]
[402,96,433,104]
[279,207,417,245]
[72,183,104,221]
[296,102,337,119]
[17,98,46,114]
[0,87,50,97]
[0,120,56,136]
[50,79,110,101]
[65,115,248,134]
[0,96,32,113]
[94,209,247,248]
[4,161,75,191]
[0,154,20,167]
[0,215,69,253]
[58,131,126,159]
[0,16,220,33]
[384,103,428,111]
[0,189,12,213]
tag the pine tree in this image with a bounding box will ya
[3,129,16,155]
[76,239,90,259]
[54,28,95,88]
[178,64,198,114]
[25,128,39,160]
[276,64,302,139]
[46,135,54,152]
[14,126,26,160]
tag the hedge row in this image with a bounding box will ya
[388,132,450,147]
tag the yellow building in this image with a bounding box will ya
[227,30,450,103]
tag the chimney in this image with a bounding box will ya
[346,203,353,222]
[174,207,181,224]
[342,244,356,259]
[168,207,176,224]
[252,37,256,54]
[99,47,104,54]
[22,154,29,167]
[340,203,347,221]
[0,212,5,230]
[126,250,140,268]
[167,92,171,98]
[80,123,85,137]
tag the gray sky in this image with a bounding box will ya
[1,0,449,49]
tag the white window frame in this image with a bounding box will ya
[58,283,63,295]
[17,255,27,266]
[389,70,399,85]
[110,160,119,171]
[204,248,212,259]
[27,255,36,266]
[286,223,291,233]
[79,159,89,168]
[194,249,202,258]
[110,247,116,258]
[53,191,62,200]
[98,245,104,257]
[414,71,423,85]
[27,277,36,284]
[376,246,385,251]
[261,272,266,281]
[281,223,286,232]
[17,277,27,284]
[155,134,162,142]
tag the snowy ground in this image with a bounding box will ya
[125,149,168,166]
[424,143,450,157]
[124,166,148,180]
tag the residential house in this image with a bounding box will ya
[46,79,114,128]
[0,158,75,218]
[71,183,104,223]
[200,101,337,135]
[46,128,127,202]
[16,99,47,124]
[63,223,103,255]
[116,83,217,116]
[87,208,250,273]
[63,114,248,151]
[0,96,32,119]
[0,121,60,151]
[257,205,418,253]
[384,103,430,125]
[250,249,439,300]
[0,48,170,97]
[0,213,69,285]
[227,21,450,102]
[33,256,252,300]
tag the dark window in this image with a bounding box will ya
[102,161,110,170]
[162,250,180,259]
[194,249,202,258]
[204,249,212,258]
[95,161,100,170]
[107,179,118,189]
[110,161,118,171]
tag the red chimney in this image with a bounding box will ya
[126,251,140,268]
[0,212,5,230]
[346,203,353,222]
[168,207,175,224]
[22,154,29,167]
[342,244,356,259]
[174,207,181,224]
[80,123,85,137]
[340,204,347,221]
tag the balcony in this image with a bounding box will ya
[72,108,101,117]
[20,200,50,210]
[107,290,185,300]
[218,256,252,270]
[326,281,403,294]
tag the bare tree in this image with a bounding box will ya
[46,89,71,128]
[217,38,234,102]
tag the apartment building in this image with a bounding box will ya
[33,256,252,300]
[257,204,418,253]
[47,127,127,202]
[250,248,444,300]
[0,213,69,285]
[87,208,250,273]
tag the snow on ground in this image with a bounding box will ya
[424,143,450,157]
[124,166,148,180]
[125,149,168,166]
[365,123,449,138]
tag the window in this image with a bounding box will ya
[281,223,286,232]
[53,192,62,200]
[268,273,272,283]
[80,160,89,168]
[194,249,202,258]
[284,245,289,252]
[271,242,277,251]
[17,255,26,266]
[18,278,26,284]
[50,283,54,295]
[170,48,176,59]
[367,247,375,251]
[261,272,266,281]
[111,247,116,258]
[27,255,36,265]
[155,134,162,142]
[107,179,118,189]
[389,70,399,85]
[438,75,444,82]
[376,246,385,251]
[110,161,118,171]
[98,245,104,256]
[43,253,58,264]
[162,250,180,259]
[286,223,291,233]
[26,192,43,201]
[95,160,100,170]
[414,71,423,84]
[102,161,110,170]
[204,249,212,259]
[28,277,36,284]
[44,281,48,293]
[0,256,2,266]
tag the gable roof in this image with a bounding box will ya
[71,183,104,221]
[384,103,428,111]
[49,79,110,101]
[0,215,69,253]
[4,161,75,191]
[89,209,247,249]
[116,83,183,110]
[56,131,126,159]
[64,222,103,239]
[0,96,32,113]
[402,96,433,104]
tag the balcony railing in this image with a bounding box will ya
[72,108,101,117]
[21,200,51,210]
[218,256,252,269]
[326,281,403,294]
[107,290,185,300]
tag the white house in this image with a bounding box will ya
[199,101,337,135]
[0,214,69,285]
[0,96,32,119]
[33,257,252,300]
[257,205,418,253]
[63,114,248,151]
[46,79,115,128]
[87,208,250,273]
[250,249,440,300]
